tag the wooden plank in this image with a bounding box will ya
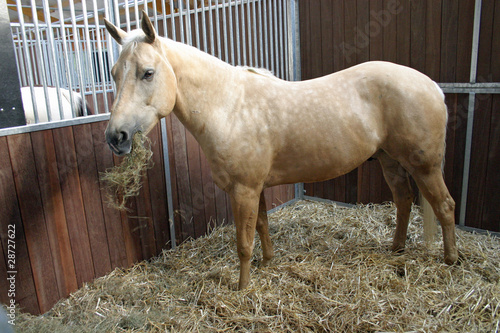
[439,0,458,82]
[383,0,397,63]
[332,0,345,71]
[134,172,157,260]
[299,0,311,79]
[451,94,468,222]
[165,115,183,244]
[396,0,411,66]
[425,0,442,80]
[0,245,8,305]
[481,95,500,231]
[73,124,113,278]
[320,0,333,75]
[357,163,370,204]
[0,136,39,314]
[185,129,207,238]
[7,133,59,313]
[91,121,129,269]
[410,0,426,73]
[356,0,370,63]
[455,0,475,83]
[343,0,357,68]
[369,0,384,62]
[30,130,78,298]
[465,95,492,229]
[171,116,195,241]
[481,3,500,231]
[147,124,171,251]
[309,0,323,78]
[52,127,95,287]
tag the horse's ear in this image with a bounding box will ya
[104,18,127,45]
[141,11,156,44]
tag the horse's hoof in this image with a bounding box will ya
[444,251,459,265]
[260,258,272,267]
[391,244,405,254]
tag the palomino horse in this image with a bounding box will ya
[104,13,458,289]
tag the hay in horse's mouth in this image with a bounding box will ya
[101,132,153,211]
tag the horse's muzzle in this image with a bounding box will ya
[105,127,133,156]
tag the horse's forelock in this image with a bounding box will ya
[122,29,147,46]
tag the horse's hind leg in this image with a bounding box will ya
[257,192,274,266]
[410,168,458,265]
[378,152,415,252]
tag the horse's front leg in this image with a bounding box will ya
[229,184,261,290]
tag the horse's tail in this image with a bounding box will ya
[422,81,446,246]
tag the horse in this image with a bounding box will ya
[22,87,91,124]
[104,13,458,290]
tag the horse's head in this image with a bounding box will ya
[104,12,176,155]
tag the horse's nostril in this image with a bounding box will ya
[119,131,128,143]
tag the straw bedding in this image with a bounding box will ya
[16,200,499,332]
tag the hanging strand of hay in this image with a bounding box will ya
[101,132,153,211]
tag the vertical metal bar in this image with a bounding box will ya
[268,0,274,73]
[252,0,258,67]
[125,0,131,31]
[178,0,185,43]
[42,0,65,120]
[160,117,177,249]
[152,0,159,32]
[208,0,215,56]
[185,0,192,46]
[112,0,122,54]
[69,0,88,116]
[169,0,176,41]
[289,0,300,81]
[201,0,207,52]
[222,0,228,62]
[235,0,241,65]
[215,0,222,59]
[15,0,38,122]
[273,0,279,77]
[246,0,252,67]
[194,0,200,48]
[93,0,110,114]
[241,0,247,65]
[30,0,52,121]
[228,0,235,64]
[258,0,265,67]
[459,0,482,227]
[161,0,168,38]
[134,0,140,29]
[278,0,284,79]
[81,0,99,116]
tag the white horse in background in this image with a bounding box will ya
[22,87,90,124]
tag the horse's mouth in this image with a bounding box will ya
[107,140,132,156]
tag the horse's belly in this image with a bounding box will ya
[265,143,376,187]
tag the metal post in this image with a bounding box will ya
[161,117,176,249]
[0,0,25,128]
[459,0,482,226]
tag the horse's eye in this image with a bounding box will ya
[143,70,154,81]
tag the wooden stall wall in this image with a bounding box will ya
[299,0,499,232]
[0,121,170,314]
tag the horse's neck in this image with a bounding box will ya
[162,39,240,137]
